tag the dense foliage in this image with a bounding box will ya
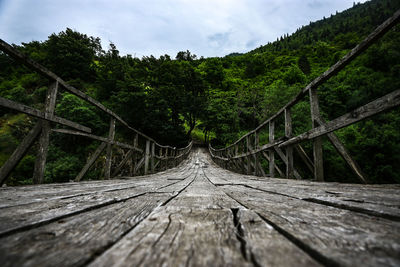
[1,0,399,184]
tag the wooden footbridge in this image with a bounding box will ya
[0,9,400,267]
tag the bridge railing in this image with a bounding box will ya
[0,40,192,186]
[209,9,400,183]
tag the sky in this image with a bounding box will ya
[0,0,368,58]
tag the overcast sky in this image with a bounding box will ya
[0,0,367,58]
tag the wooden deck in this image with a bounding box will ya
[0,148,399,267]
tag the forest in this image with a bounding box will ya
[0,0,399,185]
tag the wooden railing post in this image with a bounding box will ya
[254,132,259,176]
[131,134,138,176]
[144,140,150,175]
[309,88,324,181]
[164,148,168,170]
[104,117,115,179]
[269,120,275,177]
[246,136,251,174]
[285,108,294,179]
[33,81,58,184]
[173,148,177,166]
[151,142,155,173]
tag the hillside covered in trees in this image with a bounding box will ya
[1,0,399,184]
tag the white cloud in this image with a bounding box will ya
[0,0,368,57]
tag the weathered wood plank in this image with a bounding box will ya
[203,150,400,219]
[0,96,91,133]
[221,184,400,267]
[0,162,199,237]
[0,193,172,267]
[90,154,320,267]
[0,122,42,186]
[90,206,252,267]
[0,157,195,208]
[237,208,321,266]
[0,148,399,267]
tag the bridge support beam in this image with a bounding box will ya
[33,81,58,184]
[285,108,294,179]
[104,118,115,179]
[131,134,138,176]
[144,140,150,175]
[151,142,155,173]
[309,88,324,181]
[0,122,42,186]
[269,120,275,177]
[254,132,259,176]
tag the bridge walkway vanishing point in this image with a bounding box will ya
[0,148,399,267]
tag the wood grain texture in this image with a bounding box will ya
[0,148,398,266]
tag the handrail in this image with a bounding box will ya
[211,9,400,153]
[0,39,192,185]
[0,39,177,151]
[209,9,400,184]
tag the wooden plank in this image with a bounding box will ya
[104,118,115,180]
[285,108,294,179]
[0,193,173,267]
[237,208,320,266]
[75,142,107,182]
[0,161,199,237]
[0,96,91,133]
[221,185,400,267]
[33,81,58,184]
[269,120,275,177]
[201,149,400,219]
[90,156,319,267]
[309,87,324,181]
[280,89,400,148]
[0,157,197,209]
[0,122,42,185]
